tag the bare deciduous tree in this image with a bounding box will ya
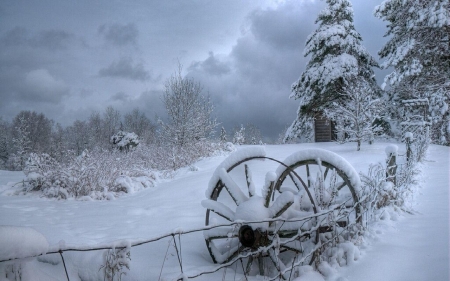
[159,65,217,147]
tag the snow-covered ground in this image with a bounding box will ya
[0,142,448,280]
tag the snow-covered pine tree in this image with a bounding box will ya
[325,80,384,151]
[232,125,245,145]
[375,0,450,145]
[219,126,227,142]
[12,115,32,169]
[0,120,9,167]
[285,0,380,142]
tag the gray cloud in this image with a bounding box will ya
[249,2,314,51]
[98,57,150,81]
[187,0,323,141]
[31,29,73,50]
[2,27,28,46]
[188,52,231,76]
[98,23,138,46]
[22,69,69,103]
[1,27,74,50]
[110,91,130,102]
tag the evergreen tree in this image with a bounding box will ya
[12,115,32,169]
[0,119,10,167]
[375,0,449,144]
[219,127,227,142]
[232,124,245,145]
[285,0,379,142]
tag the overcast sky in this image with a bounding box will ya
[0,0,389,141]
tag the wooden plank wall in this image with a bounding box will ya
[314,114,332,142]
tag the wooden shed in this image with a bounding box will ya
[314,113,336,142]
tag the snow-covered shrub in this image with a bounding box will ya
[100,245,131,281]
[21,149,156,200]
[135,141,226,171]
[360,147,420,214]
[1,262,22,281]
[111,131,139,152]
[360,163,399,210]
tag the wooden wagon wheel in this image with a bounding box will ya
[203,148,362,278]
[273,148,363,266]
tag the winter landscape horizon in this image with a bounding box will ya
[0,0,449,280]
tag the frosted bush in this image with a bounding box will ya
[100,245,131,281]
[20,140,227,199]
[21,149,156,200]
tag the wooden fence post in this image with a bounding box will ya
[385,145,398,185]
[405,132,413,164]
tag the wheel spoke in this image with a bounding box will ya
[258,254,264,276]
[268,248,288,280]
[244,164,255,197]
[201,199,234,221]
[306,164,311,188]
[204,228,238,240]
[219,168,248,206]
[245,255,254,274]
[337,181,347,191]
[323,167,330,180]
[223,245,247,263]
[269,192,294,219]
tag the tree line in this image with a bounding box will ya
[0,65,267,171]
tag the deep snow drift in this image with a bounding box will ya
[0,142,448,280]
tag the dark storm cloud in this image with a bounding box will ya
[31,30,73,50]
[1,27,74,50]
[98,57,150,81]
[187,0,323,141]
[249,2,310,51]
[1,27,28,46]
[98,23,138,46]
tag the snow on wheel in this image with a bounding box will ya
[202,147,362,278]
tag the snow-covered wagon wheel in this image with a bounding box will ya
[202,147,362,278]
[203,147,300,278]
[273,148,363,265]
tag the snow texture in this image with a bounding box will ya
[0,226,49,261]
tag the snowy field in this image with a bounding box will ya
[0,142,448,280]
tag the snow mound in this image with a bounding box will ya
[0,226,49,261]
[294,265,325,281]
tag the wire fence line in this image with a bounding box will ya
[1,198,366,280]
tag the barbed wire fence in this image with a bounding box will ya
[0,143,422,281]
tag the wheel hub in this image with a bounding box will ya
[239,225,270,249]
